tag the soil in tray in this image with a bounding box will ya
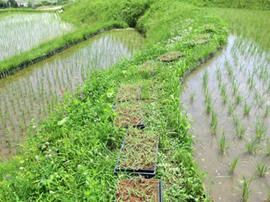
[137,60,158,74]
[116,177,160,202]
[115,102,143,128]
[157,51,183,62]
[193,33,211,45]
[118,128,158,170]
[116,84,141,102]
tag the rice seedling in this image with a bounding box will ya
[220,84,228,104]
[204,89,213,115]
[264,105,270,118]
[0,13,73,61]
[229,157,238,174]
[210,111,218,135]
[235,94,242,105]
[241,176,252,202]
[266,139,270,156]
[228,104,234,115]
[219,132,227,154]
[0,29,144,156]
[243,102,251,116]
[246,139,257,154]
[248,75,255,90]
[190,92,195,103]
[216,68,222,83]
[236,124,246,139]
[257,162,268,177]
[203,70,208,90]
[255,119,266,141]
[233,114,240,129]
[232,81,239,96]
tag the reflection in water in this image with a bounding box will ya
[0,13,73,60]
[181,35,270,201]
[0,29,145,159]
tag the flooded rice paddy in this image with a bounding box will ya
[181,35,270,201]
[0,13,72,60]
[0,28,145,159]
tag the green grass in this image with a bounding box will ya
[0,0,227,200]
[210,7,270,51]
[199,0,270,9]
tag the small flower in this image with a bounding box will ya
[90,159,93,163]
[46,154,52,158]
[5,174,9,179]
[35,155,39,161]
[19,167,24,170]
[49,190,55,194]
[87,91,90,94]
[77,164,82,168]
[80,94,84,99]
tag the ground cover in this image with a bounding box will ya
[0,0,227,201]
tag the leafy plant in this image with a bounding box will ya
[246,140,257,154]
[241,176,252,202]
[257,162,268,177]
[219,132,227,154]
[229,157,238,174]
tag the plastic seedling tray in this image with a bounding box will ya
[115,178,163,202]
[114,133,159,177]
[114,86,142,104]
[157,51,183,62]
[114,107,145,129]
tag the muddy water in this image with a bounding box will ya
[0,28,145,159]
[181,35,270,202]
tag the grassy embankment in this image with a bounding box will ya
[193,0,270,9]
[0,2,130,77]
[0,0,227,201]
[209,8,270,51]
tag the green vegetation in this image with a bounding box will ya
[210,7,270,51]
[229,157,238,174]
[0,13,72,60]
[241,176,252,202]
[218,132,227,154]
[195,0,270,9]
[257,162,268,177]
[0,0,227,200]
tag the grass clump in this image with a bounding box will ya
[210,111,218,135]
[229,157,238,174]
[255,119,266,141]
[219,132,227,154]
[241,176,252,202]
[246,139,257,154]
[257,162,268,177]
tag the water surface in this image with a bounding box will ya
[181,35,270,201]
[0,28,145,159]
[0,13,72,60]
